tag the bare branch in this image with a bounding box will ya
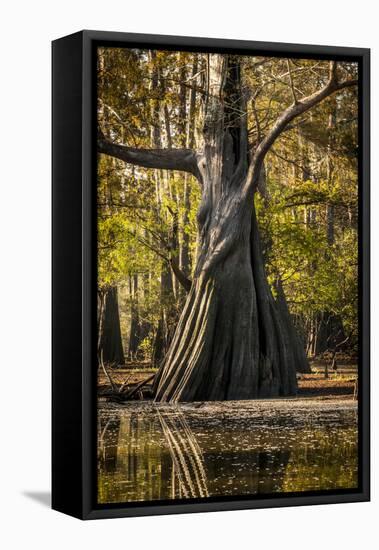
[245,61,358,195]
[123,374,155,400]
[270,147,312,177]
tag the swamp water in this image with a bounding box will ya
[97,399,358,504]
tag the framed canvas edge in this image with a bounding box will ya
[53,30,370,520]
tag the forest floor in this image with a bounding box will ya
[97,361,358,400]
[297,362,357,398]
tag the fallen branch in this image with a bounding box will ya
[99,349,118,394]
[118,374,132,394]
[123,374,156,400]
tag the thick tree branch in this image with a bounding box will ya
[245,62,358,194]
[98,137,201,180]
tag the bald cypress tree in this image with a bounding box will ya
[99,55,357,401]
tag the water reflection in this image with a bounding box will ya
[97,401,358,504]
[157,409,209,498]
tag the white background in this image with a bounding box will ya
[0,1,376,548]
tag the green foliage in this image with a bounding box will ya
[256,112,358,348]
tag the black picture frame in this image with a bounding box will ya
[52,30,370,520]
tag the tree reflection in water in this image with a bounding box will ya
[97,402,357,504]
[156,407,209,498]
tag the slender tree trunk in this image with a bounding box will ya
[149,53,179,364]
[180,55,198,283]
[326,109,336,246]
[128,274,140,360]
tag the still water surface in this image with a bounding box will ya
[97,399,357,503]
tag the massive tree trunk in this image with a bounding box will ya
[100,286,125,365]
[154,56,299,401]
